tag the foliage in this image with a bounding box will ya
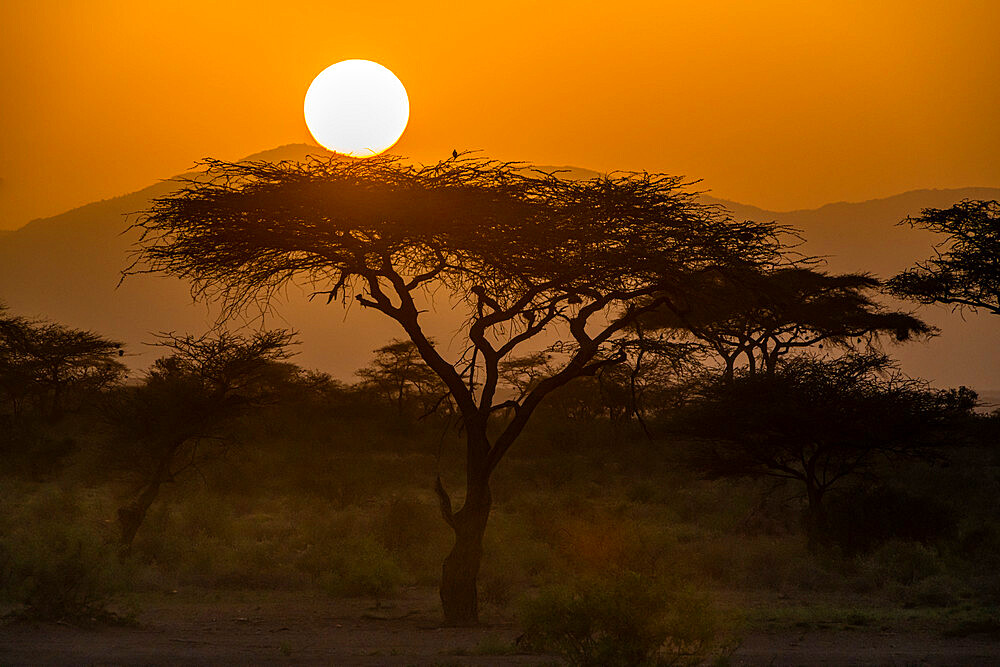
[639,267,932,380]
[355,338,449,416]
[320,538,405,598]
[108,329,297,454]
[104,329,297,550]
[0,487,130,622]
[889,199,1000,314]
[519,571,725,666]
[673,353,976,548]
[127,153,786,623]
[860,540,942,586]
[0,303,125,419]
[824,485,957,555]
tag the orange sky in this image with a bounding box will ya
[1,1,998,230]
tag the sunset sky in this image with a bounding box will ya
[1,1,998,230]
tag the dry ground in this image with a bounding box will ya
[2,588,999,666]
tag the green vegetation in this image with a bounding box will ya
[3,183,1000,659]
[519,571,728,666]
[1,349,997,642]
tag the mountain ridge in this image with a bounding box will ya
[2,144,997,390]
[9,141,998,236]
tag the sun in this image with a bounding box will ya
[303,60,409,157]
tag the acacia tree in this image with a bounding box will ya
[108,330,294,551]
[889,199,1000,314]
[0,304,125,419]
[674,353,975,549]
[500,337,698,430]
[129,154,783,624]
[355,338,447,416]
[639,267,932,381]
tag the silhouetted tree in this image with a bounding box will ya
[888,199,1000,314]
[498,338,697,431]
[355,338,448,416]
[128,154,783,624]
[0,304,125,419]
[640,267,932,382]
[673,353,976,550]
[108,330,295,551]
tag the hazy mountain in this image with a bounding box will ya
[1,143,997,391]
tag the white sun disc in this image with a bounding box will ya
[303,59,409,157]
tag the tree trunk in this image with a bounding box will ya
[117,479,162,553]
[722,356,736,384]
[763,344,782,377]
[439,480,491,626]
[803,481,828,553]
[117,448,175,554]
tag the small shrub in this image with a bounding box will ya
[957,524,1000,569]
[375,494,449,581]
[519,570,726,666]
[866,540,941,586]
[0,522,129,621]
[825,486,956,555]
[904,574,966,608]
[320,538,404,598]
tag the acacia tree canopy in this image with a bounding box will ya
[637,267,933,380]
[0,303,125,418]
[129,153,785,624]
[888,199,1000,315]
[108,329,296,551]
[674,353,975,549]
[355,338,447,416]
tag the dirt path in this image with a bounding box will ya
[0,589,546,666]
[2,590,999,665]
[733,630,1000,666]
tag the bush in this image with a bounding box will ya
[519,571,726,666]
[375,494,449,581]
[0,521,129,621]
[319,538,404,598]
[904,574,966,608]
[825,486,957,555]
[859,540,942,587]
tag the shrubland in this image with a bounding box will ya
[1,352,997,653]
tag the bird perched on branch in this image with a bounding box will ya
[452,149,459,159]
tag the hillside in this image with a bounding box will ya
[1,144,997,390]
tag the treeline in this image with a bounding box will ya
[2,163,999,656]
[0,282,992,557]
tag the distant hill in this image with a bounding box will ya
[1,143,997,391]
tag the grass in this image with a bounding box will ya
[2,403,999,646]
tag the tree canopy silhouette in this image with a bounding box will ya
[889,199,1000,315]
[108,330,295,551]
[0,303,125,419]
[637,267,932,381]
[673,353,975,550]
[129,153,785,625]
[355,339,448,417]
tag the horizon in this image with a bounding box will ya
[5,140,1000,232]
[2,2,999,230]
[1,146,998,393]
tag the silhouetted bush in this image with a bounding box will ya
[860,540,942,586]
[825,485,957,555]
[519,571,726,666]
[0,520,129,621]
[957,524,1000,570]
[319,537,404,598]
[904,574,967,608]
